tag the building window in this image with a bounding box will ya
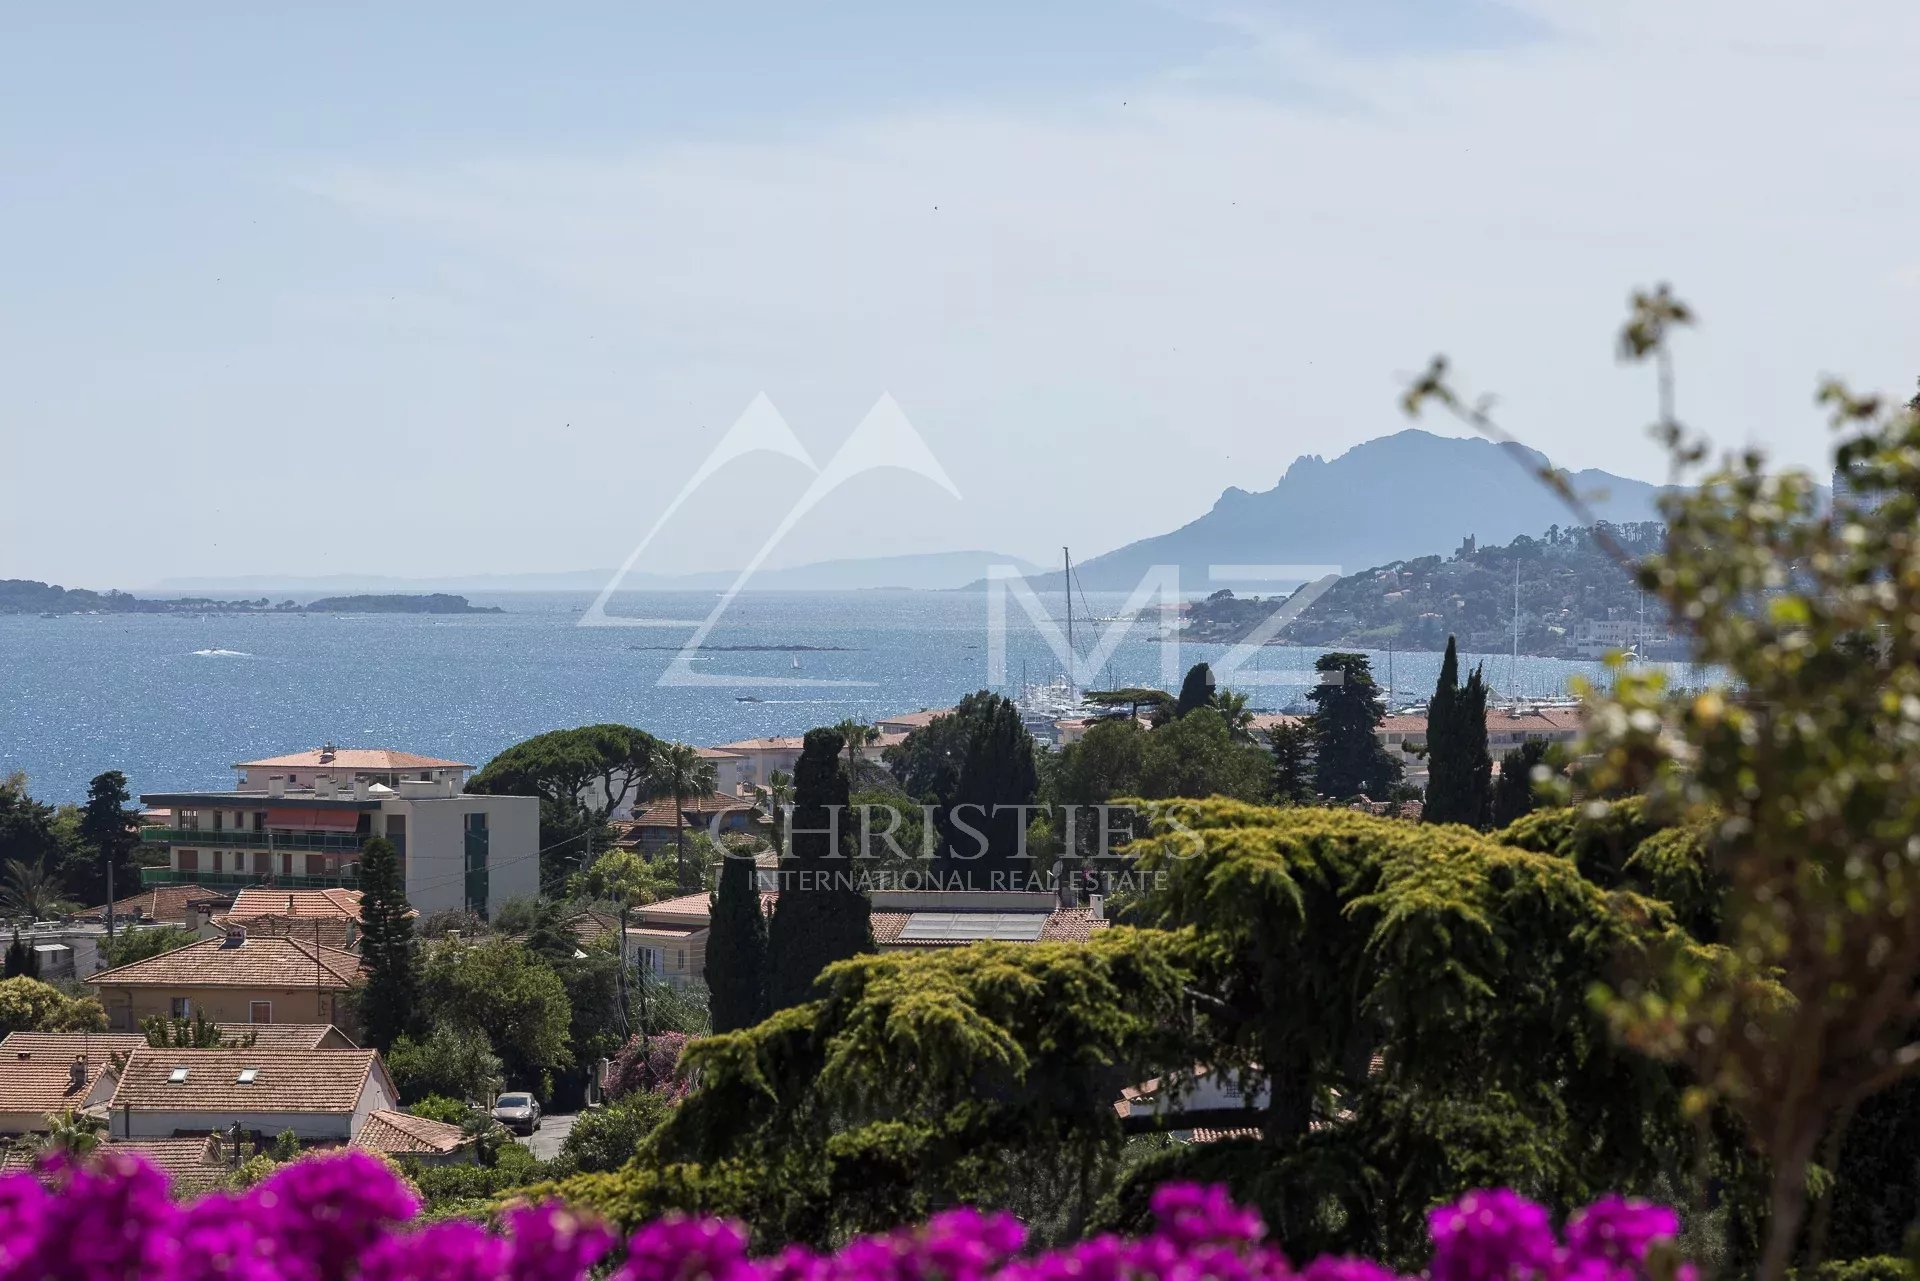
[211,850,223,872]
[305,855,326,876]
[463,812,490,917]
[253,852,270,875]
[676,949,686,971]
[212,811,224,831]
[169,997,191,1018]
[179,809,200,830]
[177,850,199,873]
[249,1001,272,1024]
[252,812,266,832]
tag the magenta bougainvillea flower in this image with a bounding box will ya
[0,1149,1687,1281]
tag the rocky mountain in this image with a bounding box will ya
[1028,430,1674,592]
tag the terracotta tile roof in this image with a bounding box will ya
[109,1048,386,1115]
[0,1055,114,1116]
[89,936,365,992]
[1185,1127,1261,1144]
[1040,909,1110,942]
[713,737,807,752]
[567,910,621,946]
[876,709,951,730]
[104,1136,230,1194]
[233,749,469,770]
[214,1024,355,1051]
[227,888,368,921]
[352,1109,470,1156]
[631,891,720,921]
[0,1032,147,1057]
[0,1137,236,1192]
[629,793,759,827]
[693,747,742,760]
[80,885,233,924]
[215,915,355,949]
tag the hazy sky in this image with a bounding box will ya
[4,2,1916,586]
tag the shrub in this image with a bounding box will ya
[601,1031,691,1102]
[550,1092,671,1177]
[406,1095,472,1126]
[386,1025,503,1105]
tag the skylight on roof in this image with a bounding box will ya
[237,1068,258,1084]
[168,1068,188,1083]
[897,912,1049,943]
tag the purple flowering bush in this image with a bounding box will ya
[604,1030,694,1102]
[0,1150,1689,1281]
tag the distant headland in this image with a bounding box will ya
[2,580,501,616]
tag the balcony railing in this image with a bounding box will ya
[140,827,373,854]
[140,866,359,891]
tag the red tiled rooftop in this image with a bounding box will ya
[352,1109,469,1156]
[89,935,365,991]
[234,749,469,770]
[109,1048,387,1114]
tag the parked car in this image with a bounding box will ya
[491,1091,541,1135]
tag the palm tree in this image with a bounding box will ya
[38,1106,104,1156]
[753,769,796,858]
[1210,689,1257,743]
[832,720,880,781]
[0,860,73,921]
[651,742,718,886]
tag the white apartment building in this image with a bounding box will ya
[139,745,538,918]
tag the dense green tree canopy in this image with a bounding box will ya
[467,724,660,882]
[550,929,1193,1246]
[546,797,1752,1266]
[936,693,1040,890]
[1307,653,1402,800]
[418,936,573,1093]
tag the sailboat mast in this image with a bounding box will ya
[1510,563,1520,698]
[1063,546,1075,701]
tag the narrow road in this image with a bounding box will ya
[517,1112,576,1161]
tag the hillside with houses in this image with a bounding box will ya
[1178,521,1686,659]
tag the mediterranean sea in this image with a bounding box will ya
[0,591,1705,802]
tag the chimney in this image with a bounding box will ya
[68,1058,86,1090]
[1088,894,1105,921]
[266,775,286,799]
[221,923,247,948]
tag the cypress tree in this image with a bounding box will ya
[1491,738,1552,829]
[1424,637,1467,823]
[937,694,1040,891]
[2,930,35,979]
[706,849,770,1032]
[1424,637,1494,827]
[356,836,417,1052]
[767,728,873,1011]
[1306,652,1401,800]
[1174,662,1216,719]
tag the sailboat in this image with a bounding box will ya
[791,655,801,670]
[1015,547,1096,731]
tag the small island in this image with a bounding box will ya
[3,580,502,616]
[303,594,502,614]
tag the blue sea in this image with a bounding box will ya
[0,591,1702,802]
